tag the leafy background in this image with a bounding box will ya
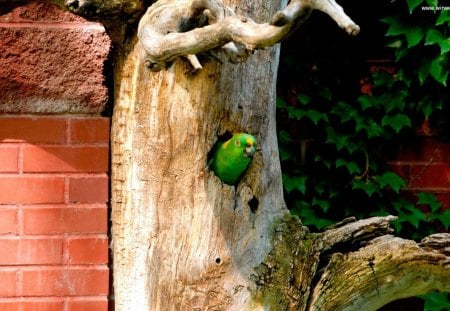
[276,0,450,309]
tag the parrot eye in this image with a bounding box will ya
[234,140,241,147]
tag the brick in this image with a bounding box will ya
[0,237,63,265]
[0,269,17,297]
[67,237,109,265]
[409,163,450,189]
[0,208,17,234]
[0,146,18,173]
[0,117,66,143]
[69,118,110,143]
[435,193,450,211]
[0,176,64,204]
[23,205,107,235]
[23,146,109,173]
[0,24,110,114]
[22,267,109,296]
[390,137,450,162]
[0,1,87,23]
[0,299,64,311]
[66,298,109,311]
[69,176,109,203]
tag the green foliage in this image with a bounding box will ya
[277,0,450,235]
[277,1,449,308]
[421,292,450,311]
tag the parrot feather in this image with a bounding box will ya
[209,133,257,185]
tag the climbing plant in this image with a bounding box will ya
[277,0,449,308]
[278,0,449,234]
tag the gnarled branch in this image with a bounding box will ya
[309,233,450,311]
[253,215,450,310]
[137,0,360,70]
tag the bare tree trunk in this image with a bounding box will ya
[111,1,286,308]
[60,0,450,310]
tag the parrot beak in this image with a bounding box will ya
[244,145,255,157]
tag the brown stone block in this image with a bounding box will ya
[0,1,111,114]
[0,1,86,23]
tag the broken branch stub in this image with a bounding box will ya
[137,0,360,71]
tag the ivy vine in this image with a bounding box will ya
[277,1,449,308]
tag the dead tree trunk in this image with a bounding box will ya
[111,2,286,307]
[61,0,450,310]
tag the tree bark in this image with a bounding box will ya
[60,0,450,310]
[111,1,286,308]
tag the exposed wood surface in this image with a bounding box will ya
[57,0,450,310]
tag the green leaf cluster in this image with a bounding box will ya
[277,1,449,308]
[277,0,449,239]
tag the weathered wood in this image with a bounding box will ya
[58,0,450,310]
[309,233,450,311]
[111,1,286,309]
[137,0,359,70]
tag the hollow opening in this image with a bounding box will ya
[248,196,259,213]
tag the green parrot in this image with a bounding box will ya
[209,133,257,185]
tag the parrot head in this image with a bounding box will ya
[231,133,256,159]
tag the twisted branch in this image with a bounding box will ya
[137,0,360,70]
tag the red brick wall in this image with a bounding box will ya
[389,134,450,211]
[0,116,110,310]
[0,1,111,310]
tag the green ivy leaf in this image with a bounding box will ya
[376,172,406,193]
[358,96,374,110]
[417,192,441,212]
[278,130,292,144]
[425,0,438,7]
[422,292,450,311]
[418,57,432,84]
[381,114,412,133]
[305,109,329,124]
[394,44,410,61]
[314,154,333,169]
[276,97,288,109]
[356,121,385,139]
[331,101,360,122]
[425,29,444,45]
[352,180,378,197]
[440,38,450,53]
[297,93,312,105]
[279,147,292,162]
[436,210,450,228]
[373,71,395,88]
[397,211,426,229]
[394,200,427,229]
[283,175,308,194]
[436,10,450,26]
[382,17,410,36]
[312,197,331,213]
[427,209,450,228]
[406,26,425,47]
[406,0,423,13]
[291,202,334,229]
[336,158,361,175]
[385,91,407,113]
[430,56,448,85]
